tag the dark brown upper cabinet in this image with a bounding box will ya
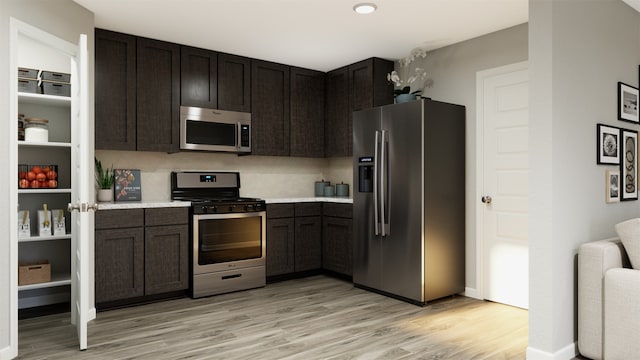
[251,60,291,156]
[325,58,394,157]
[95,29,137,151]
[180,46,218,109]
[325,66,350,157]
[218,53,251,112]
[290,67,325,158]
[136,37,181,153]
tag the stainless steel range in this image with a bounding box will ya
[171,171,266,298]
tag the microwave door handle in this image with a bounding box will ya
[236,122,242,150]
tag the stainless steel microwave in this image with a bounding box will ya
[180,106,251,153]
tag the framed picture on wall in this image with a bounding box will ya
[606,169,620,203]
[620,129,638,201]
[618,82,639,123]
[597,124,620,165]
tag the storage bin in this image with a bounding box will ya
[18,261,51,286]
[18,164,58,189]
[18,67,38,79]
[18,78,39,94]
[41,80,70,97]
[39,70,70,83]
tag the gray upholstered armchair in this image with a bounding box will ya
[578,237,640,360]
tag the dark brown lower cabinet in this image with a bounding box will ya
[95,207,189,306]
[95,227,144,302]
[294,203,322,272]
[266,202,352,280]
[144,224,188,295]
[266,217,295,277]
[322,203,353,277]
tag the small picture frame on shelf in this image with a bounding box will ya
[618,82,639,123]
[597,124,620,165]
[114,169,141,202]
[621,129,638,201]
[606,170,620,203]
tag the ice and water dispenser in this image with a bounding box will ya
[358,157,374,193]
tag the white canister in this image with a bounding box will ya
[24,118,49,142]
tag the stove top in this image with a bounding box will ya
[171,171,265,214]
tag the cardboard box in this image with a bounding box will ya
[18,261,51,286]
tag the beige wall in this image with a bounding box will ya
[96,151,353,200]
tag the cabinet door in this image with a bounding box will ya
[349,59,375,113]
[266,217,295,276]
[95,29,136,150]
[290,67,325,158]
[95,227,144,303]
[181,46,218,109]
[136,37,180,152]
[218,53,251,112]
[322,217,353,276]
[294,216,322,272]
[325,66,350,157]
[145,224,189,295]
[251,60,290,156]
[348,58,394,111]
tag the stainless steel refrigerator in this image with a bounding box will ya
[352,99,465,305]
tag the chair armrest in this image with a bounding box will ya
[578,238,627,360]
[604,268,640,360]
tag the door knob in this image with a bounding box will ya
[481,196,492,204]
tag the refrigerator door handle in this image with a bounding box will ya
[374,130,380,235]
[380,129,387,237]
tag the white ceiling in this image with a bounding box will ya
[73,0,528,72]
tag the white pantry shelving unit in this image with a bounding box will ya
[17,83,73,309]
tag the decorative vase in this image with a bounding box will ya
[97,188,113,202]
[395,94,417,103]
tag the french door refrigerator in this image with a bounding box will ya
[352,99,465,305]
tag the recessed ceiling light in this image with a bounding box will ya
[353,3,377,14]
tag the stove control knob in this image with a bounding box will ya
[206,206,217,214]
[229,205,235,212]
[244,204,252,211]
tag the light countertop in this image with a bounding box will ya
[96,197,352,210]
[97,200,191,210]
[264,197,352,204]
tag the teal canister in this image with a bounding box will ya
[335,182,349,197]
[324,184,335,197]
[315,180,330,197]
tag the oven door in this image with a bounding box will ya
[193,211,266,274]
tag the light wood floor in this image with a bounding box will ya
[18,275,528,359]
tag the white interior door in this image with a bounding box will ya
[477,62,529,309]
[69,33,90,350]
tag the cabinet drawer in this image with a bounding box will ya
[267,204,294,219]
[145,207,189,226]
[96,209,144,229]
[295,202,321,217]
[323,203,353,219]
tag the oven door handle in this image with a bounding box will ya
[194,211,266,220]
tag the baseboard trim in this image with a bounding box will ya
[88,307,96,321]
[526,342,577,360]
[463,287,481,299]
[0,345,13,360]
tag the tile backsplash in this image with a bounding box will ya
[95,150,353,201]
